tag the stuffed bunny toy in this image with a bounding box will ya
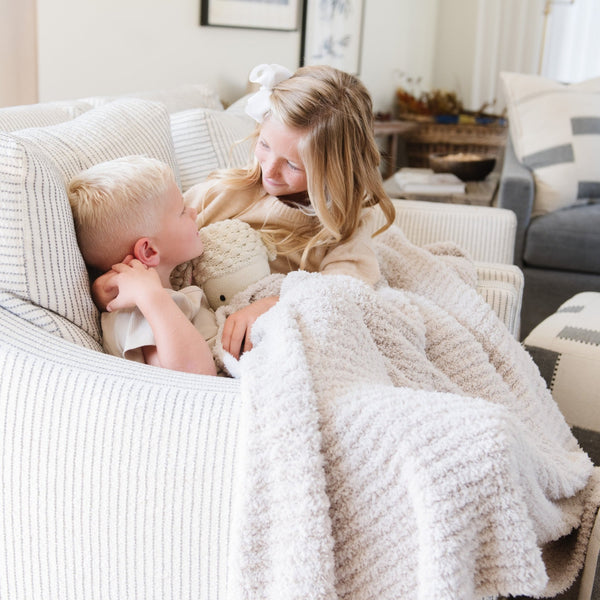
[170,218,277,310]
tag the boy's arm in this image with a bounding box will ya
[108,261,217,376]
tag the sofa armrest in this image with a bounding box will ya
[384,199,517,264]
[476,262,524,338]
[497,135,535,266]
[0,307,240,600]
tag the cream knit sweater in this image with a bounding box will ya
[183,181,382,285]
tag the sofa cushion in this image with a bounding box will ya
[170,105,255,192]
[0,98,180,350]
[501,72,600,216]
[524,203,600,275]
[82,83,224,113]
[0,100,92,132]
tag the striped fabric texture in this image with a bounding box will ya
[0,100,92,132]
[0,305,241,600]
[170,106,255,192]
[501,72,600,216]
[387,199,517,264]
[0,99,180,349]
[81,83,224,114]
[476,263,524,338]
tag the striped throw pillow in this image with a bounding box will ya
[170,106,255,192]
[0,100,92,132]
[501,72,600,216]
[0,98,179,350]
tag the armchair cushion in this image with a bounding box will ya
[81,83,224,113]
[0,100,92,132]
[170,105,254,192]
[501,72,600,216]
[524,203,600,275]
[0,99,179,350]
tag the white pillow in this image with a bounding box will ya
[170,105,256,192]
[83,83,224,114]
[501,72,600,216]
[0,98,180,350]
[0,100,92,132]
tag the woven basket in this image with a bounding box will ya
[401,119,508,168]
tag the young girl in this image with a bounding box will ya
[183,63,396,359]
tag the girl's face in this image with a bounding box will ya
[255,117,308,197]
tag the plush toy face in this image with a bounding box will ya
[202,259,271,310]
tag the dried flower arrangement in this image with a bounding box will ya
[394,71,504,125]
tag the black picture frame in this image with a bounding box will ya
[201,0,301,31]
[300,0,365,75]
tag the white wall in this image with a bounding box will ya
[0,0,37,107]
[36,0,438,113]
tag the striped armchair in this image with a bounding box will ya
[0,85,529,599]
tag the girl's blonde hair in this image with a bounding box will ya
[206,65,395,268]
[68,155,175,272]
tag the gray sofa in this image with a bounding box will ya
[497,135,600,339]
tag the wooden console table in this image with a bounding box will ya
[383,170,500,206]
[374,120,419,178]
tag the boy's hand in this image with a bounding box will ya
[221,296,278,359]
[91,270,119,311]
[91,255,138,311]
[106,259,163,312]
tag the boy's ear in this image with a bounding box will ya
[133,237,160,267]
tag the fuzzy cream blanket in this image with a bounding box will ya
[219,226,600,600]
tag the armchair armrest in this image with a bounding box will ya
[497,135,535,266]
[373,200,524,337]
[385,199,517,264]
[476,262,524,338]
[0,307,241,600]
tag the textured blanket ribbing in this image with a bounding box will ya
[229,226,600,600]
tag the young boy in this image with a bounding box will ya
[68,155,217,376]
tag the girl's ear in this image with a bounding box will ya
[133,237,160,267]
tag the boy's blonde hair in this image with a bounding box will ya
[68,155,176,272]
[205,65,395,268]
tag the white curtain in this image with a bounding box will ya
[541,0,600,82]
[469,0,599,113]
[471,0,545,113]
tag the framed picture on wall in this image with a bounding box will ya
[300,0,365,74]
[201,0,301,31]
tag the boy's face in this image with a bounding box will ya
[153,179,204,269]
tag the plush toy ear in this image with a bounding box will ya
[133,238,160,267]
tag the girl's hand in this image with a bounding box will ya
[221,296,279,359]
[105,259,163,313]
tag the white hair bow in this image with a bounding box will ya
[245,63,293,123]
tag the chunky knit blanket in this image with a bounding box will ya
[222,226,600,600]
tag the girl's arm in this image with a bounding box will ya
[221,296,279,360]
[319,214,382,286]
[108,260,217,376]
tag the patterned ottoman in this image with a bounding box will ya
[524,292,600,465]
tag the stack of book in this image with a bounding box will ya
[393,168,466,195]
